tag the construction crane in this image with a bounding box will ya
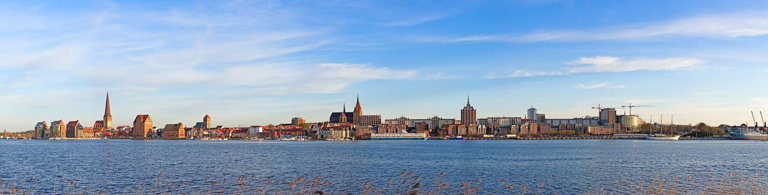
[621,102,653,116]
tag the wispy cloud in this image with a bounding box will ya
[575,83,626,89]
[382,13,451,27]
[494,56,702,78]
[417,12,768,43]
[566,56,702,73]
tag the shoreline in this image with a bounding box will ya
[8,135,738,141]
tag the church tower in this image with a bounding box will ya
[339,103,348,123]
[104,92,112,129]
[353,94,362,124]
[203,114,212,129]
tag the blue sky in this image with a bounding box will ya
[2,0,768,131]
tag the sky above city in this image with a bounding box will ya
[2,0,768,131]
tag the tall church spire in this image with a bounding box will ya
[103,92,113,129]
[105,92,112,117]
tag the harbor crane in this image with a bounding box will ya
[752,111,759,131]
[621,102,653,116]
[761,111,766,129]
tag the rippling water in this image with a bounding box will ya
[1,139,767,194]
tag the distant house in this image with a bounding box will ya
[248,126,264,138]
[132,115,153,138]
[162,123,185,139]
[50,120,66,138]
[94,120,105,131]
[35,121,48,139]
[82,127,94,138]
[66,120,83,138]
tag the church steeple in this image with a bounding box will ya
[103,92,113,129]
[105,92,111,117]
[340,103,348,123]
[353,94,363,125]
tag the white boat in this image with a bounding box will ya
[645,114,680,140]
[645,134,681,140]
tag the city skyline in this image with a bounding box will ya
[3,1,768,131]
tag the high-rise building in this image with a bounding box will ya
[104,92,112,130]
[599,108,617,125]
[291,117,306,126]
[461,96,477,125]
[132,114,153,138]
[35,121,48,139]
[203,114,212,129]
[527,107,539,122]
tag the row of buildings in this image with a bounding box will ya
[32,93,649,140]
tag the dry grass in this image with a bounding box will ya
[2,171,767,194]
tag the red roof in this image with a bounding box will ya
[204,114,211,119]
[135,115,150,123]
[94,121,104,126]
[67,120,80,127]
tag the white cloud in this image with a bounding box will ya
[497,69,564,78]
[493,56,702,78]
[575,83,626,89]
[418,12,768,43]
[566,56,702,73]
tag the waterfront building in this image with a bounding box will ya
[248,126,264,138]
[34,121,48,139]
[50,120,66,138]
[132,114,153,138]
[355,125,373,138]
[82,127,94,138]
[104,92,112,130]
[620,115,645,128]
[386,116,458,132]
[162,123,185,139]
[461,96,477,125]
[94,120,104,131]
[66,120,83,138]
[479,117,522,134]
[376,124,407,134]
[545,117,600,127]
[599,108,617,125]
[291,117,306,126]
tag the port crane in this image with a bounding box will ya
[621,102,653,116]
[752,111,759,131]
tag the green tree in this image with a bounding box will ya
[301,123,310,130]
